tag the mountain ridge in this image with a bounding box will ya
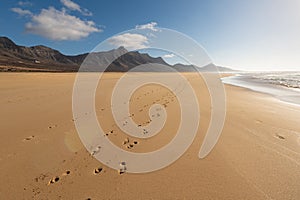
[0,36,235,72]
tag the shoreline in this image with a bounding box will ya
[222,74,300,106]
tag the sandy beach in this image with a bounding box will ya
[0,72,300,199]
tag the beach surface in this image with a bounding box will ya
[0,72,300,199]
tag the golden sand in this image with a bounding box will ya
[0,72,299,199]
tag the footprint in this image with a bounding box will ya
[62,170,71,176]
[122,138,129,145]
[23,135,34,141]
[34,173,48,182]
[48,125,57,129]
[118,162,126,174]
[133,141,138,145]
[48,176,60,185]
[91,146,101,156]
[275,134,285,140]
[94,167,103,174]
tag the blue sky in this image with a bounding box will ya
[1,0,300,71]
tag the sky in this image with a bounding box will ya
[1,0,300,71]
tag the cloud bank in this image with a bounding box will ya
[11,7,32,16]
[12,0,100,41]
[108,22,160,50]
[135,22,158,31]
[60,0,92,16]
[108,33,149,50]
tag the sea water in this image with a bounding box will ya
[253,72,300,91]
[221,72,300,106]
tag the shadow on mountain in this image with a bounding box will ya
[0,36,235,73]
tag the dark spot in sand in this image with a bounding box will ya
[94,167,103,174]
[118,162,126,174]
[23,135,34,141]
[123,138,129,145]
[276,134,285,140]
[48,125,57,129]
[48,176,59,185]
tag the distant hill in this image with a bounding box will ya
[0,36,236,72]
[198,64,237,72]
[173,63,237,73]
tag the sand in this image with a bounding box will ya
[0,72,300,199]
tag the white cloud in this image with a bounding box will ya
[108,33,149,50]
[135,22,158,31]
[60,0,80,11]
[17,1,33,7]
[60,0,92,16]
[25,7,101,41]
[11,7,32,16]
[163,53,175,58]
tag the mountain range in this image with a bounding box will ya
[0,36,234,72]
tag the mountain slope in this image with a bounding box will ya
[0,37,79,71]
[0,36,235,72]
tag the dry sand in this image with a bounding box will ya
[0,72,300,199]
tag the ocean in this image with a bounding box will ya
[252,72,300,90]
[221,72,300,106]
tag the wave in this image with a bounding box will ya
[252,72,300,90]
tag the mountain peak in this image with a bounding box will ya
[0,36,18,49]
[0,36,234,72]
[117,46,127,51]
[115,46,128,54]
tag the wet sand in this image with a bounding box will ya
[0,72,300,199]
[222,74,300,106]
